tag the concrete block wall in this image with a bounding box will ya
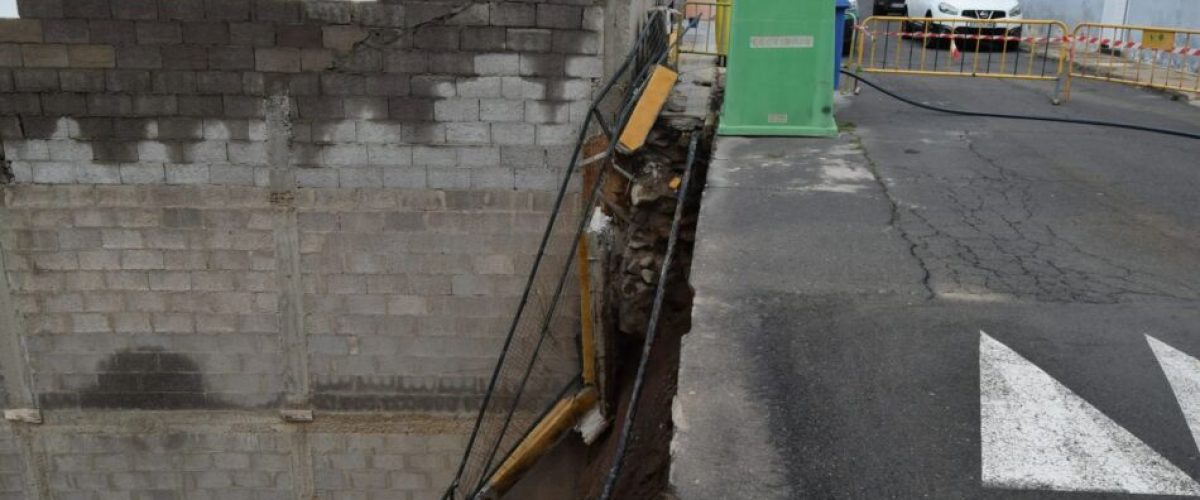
[0,0,604,497]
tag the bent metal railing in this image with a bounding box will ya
[442,10,675,500]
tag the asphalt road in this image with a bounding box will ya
[671,75,1200,499]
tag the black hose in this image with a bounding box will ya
[598,131,702,500]
[841,70,1200,141]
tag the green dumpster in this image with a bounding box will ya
[718,0,838,137]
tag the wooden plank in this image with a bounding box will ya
[618,65,679,153]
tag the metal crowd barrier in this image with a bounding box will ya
[856,16,1071,103]
[678,0,733,57]
[1068,23,1200,98]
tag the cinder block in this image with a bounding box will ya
[480,99,525,122]
[209,164,254,185]
[491,3,535,27]
[63,0,111,19]
[554,30,601,55]
[427,169,470,189]
[106,69,152,92]
[253,0,299,23]
[471,168,515,189]
[323,25,368,51]
[338,167,383,188]
[47,139,92,160]
[449,3,489,26]
[22,44,69,67]
[413,146,456,167]
[492,123,536,145]
[32,161,77,183]
[461,27,506,51]
[132,95,177,116]
[165,163,209,184]
[209,47,254,70]
[229,22,275,47]
[16,0,64,19]
[227,141,266,165]
[564,56,602,78]
[458,146,500,167]
[43,19,89,44]
[413,26,458,50]
[433,99,479,122]
[323,144,367,165]
[384,50,429,74]
[295,168,338,188]
[183,22,229,45]
[430,53,475,77]
[160,0,205,21]
[116,46,163,69]
[255,48,301,73]
[508,29,552,52]
[352,3,405,27]
[136,21,182,44]
[474,53,519,76]
[113,0,157,20]
[537,4,582,29]
[361,74,409,97]
[320,73,366,96]
[205,0,251,21]
[119,163,165,184]
[500,76,545,99]
[14,69,59,91]
[446,123,490,145]
[300,48,334,72]
[58,71,103,93]
[383,166,427,188]
[525,101,569,124]
[367,144,412,166]
[0,20,44,43]
[456,77,501,98]
[411,76,457,98]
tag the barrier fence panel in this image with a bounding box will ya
[856,16,1070,103]
[1069,23,1200,97]
[679,0,733,56]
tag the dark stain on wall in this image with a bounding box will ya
[40,347,230,410]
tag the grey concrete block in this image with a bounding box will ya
[492,123,536,145]
[491,2,535,27]
[433,99,478,122]
[383,166,427,189]
[473,53,519,76]
[455,77,501,98]
[537,4,582,29]
[507,28,552,52]
[339,168,383,188]
[136,22,182,44]
[367,145,412,165]
[480,99,525,122]
[446,123,490,145]
[120,163,165,184]
[461,27,506,51]
[470,168,515,189]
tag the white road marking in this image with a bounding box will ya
[980,331,1200,496]
[1147,336,1200,454]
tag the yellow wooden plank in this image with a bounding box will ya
[618,65,679,153]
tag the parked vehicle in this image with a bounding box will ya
[874,0,908,16]
[905,0,1024,50]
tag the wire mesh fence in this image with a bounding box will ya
[443,10,674,500]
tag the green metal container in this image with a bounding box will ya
[718,0,838,137]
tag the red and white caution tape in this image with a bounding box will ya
[1074,34,1200,56]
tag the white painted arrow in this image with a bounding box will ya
[980,331,1200,496]
[1147,335,1200,454]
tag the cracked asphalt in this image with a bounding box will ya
[671,75,1200,499]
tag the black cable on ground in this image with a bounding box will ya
[841,70,1200,141]
[599,131,702,500]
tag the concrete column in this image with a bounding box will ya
[265,94,310,404]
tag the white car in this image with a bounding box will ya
[906,0,1022,22]
[905,0,1024,48]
